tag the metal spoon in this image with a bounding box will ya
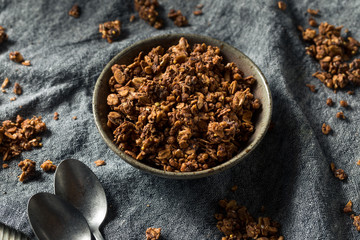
[28,192,92,240]
[54,159,107,240]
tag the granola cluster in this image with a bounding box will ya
[9,51,31,66]
[99,20,122,43]
[106,38,261,172]
[40,160,56,172]
[134,0,163,29]
[69,4,80,18]
[168,9,188,27]
[215,199,284,240]
[0,115,46,162]
[301,22,360,89]
[18,159,36,182]
[145,227,161,240]
[0,25,8,44]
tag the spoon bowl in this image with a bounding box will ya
[28,192,92,240]
[54,159,107,240]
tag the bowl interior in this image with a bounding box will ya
[93,33,272,179]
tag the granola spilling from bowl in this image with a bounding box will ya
[106,37,261,172]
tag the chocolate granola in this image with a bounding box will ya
[0,26,8,44]
[99,20,122,43]
[106,38,261,172]
[134,0,163,29]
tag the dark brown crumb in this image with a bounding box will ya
[336,111,345,119]
[21,60,31,66]
[10,97,16,101]
[69,4,80,18]
[309,17,318,27]
[340,100,348,107]
[129,14,136,22]
[168,9,188,27]
[146,228,161,240]
[99,20,122,43]
[306,84,316,92]
[215,199,284,239]
[2,163,9,169]
[1,78,9,90]
[321,123,331,135]
[344,200,353,213]
[330,162,347,180]
[72,116,77,120]
[326,98,333,106]
[347,90,355,95]
[231,185,238,192]
[307,8,319,15]
[18,159,36,182]
[277,1,286,11]
[0,26,8,44]
[9,51,24,63]
[134,0,163,29]
[53,112,59,120]
[193,10,203,16]
[13,82,22,95]
[40,160,56,172]
[94,159,106,166]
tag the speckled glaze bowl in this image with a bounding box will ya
[93,33,272,179]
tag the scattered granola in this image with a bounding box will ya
[336,111,345,119]
[193,10,203,16]
[302,22,360,89]
[13,82,22,95]
[353,215,360,231]
[321,123,331,135]
[130,14,136,22]
[277,1,287,11]
[168,9,188,27]
[347,90,354,95]
[330,162,347,180]
[215,199,284,239]
[9,51,24,63]
[344,200,353,213]
[306,84,316,92]
[326,98,333,106]
[308,17,317,27]
[10,97,16,101]
[73,116,77,120]
[0,26,8,44]
[357,160,360,166]
[69,4,80,18]
[134,0,163,29]
[99,20,122,43]
[339,100,348,107]
[145,228,161,240]
[106,38,261,172]
[0,116,46,162]
[2,163,9,169]
[1,78,9,91]
[53,112,59,120]
[231,185,238,192]
[307,8,319,15]
[94,159,106,166]
[21,60,31,66]
[40,160,56,172]
[18,159,36,182]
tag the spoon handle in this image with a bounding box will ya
[93,228,105,240]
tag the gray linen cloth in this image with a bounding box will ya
[1,0,360,239]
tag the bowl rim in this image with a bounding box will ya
[93,33,272,179]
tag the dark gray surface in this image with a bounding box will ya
[0,0,359,239]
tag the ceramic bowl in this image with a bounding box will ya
[93,33,272,179]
